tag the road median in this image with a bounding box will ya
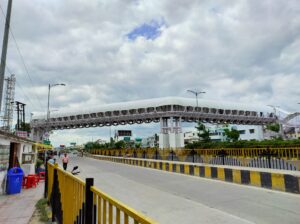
[89,154,300,194]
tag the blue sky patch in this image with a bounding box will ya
[127,20,165,41]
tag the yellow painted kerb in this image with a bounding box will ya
[232,170,241,184]
[217,168,225,181]
[250,171,261,187]
[271,173,285,191]
[184,164,190,174]
[169,163,173,172]
[205,166,211,178]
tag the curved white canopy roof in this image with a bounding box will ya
[32,97,274,120]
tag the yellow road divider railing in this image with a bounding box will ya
[90,148,300,171]
[91,186,157,224]
[91,148,300,160]
[46,163,157,224]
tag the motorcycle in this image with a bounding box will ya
[71,166,80,175]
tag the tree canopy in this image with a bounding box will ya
[266,123,280,133]
[224,128,240,142]
[195,122,211,142]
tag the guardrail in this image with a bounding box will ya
[91,148,300,171]
[46,163,157,224]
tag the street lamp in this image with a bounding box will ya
[187,90,206,107]
[47,83,65,121]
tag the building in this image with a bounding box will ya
[141,134,159,148]
[183,125,264,144]
[95,139,107,144]
[285,127,300,139]
[0,130,39,195]
[225,125,264,141]
[183,131,199,144]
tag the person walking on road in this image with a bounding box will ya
[62,153,69,171]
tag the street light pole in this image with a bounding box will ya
[46,83,66,138]
[47,84,50,121]
[187,90,206,107]
[47,83,65,121]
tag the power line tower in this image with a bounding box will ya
[2,74,15,131]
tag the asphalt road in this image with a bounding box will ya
[66,156,300,224]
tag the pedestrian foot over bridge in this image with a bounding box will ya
[31,97,276,147]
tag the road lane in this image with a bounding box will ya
[66,156,300,224]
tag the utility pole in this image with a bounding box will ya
[21,103,26,126]
[15,101,25,131]
[0,0,13,111]
[16,101,20,130]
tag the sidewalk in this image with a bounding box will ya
[0,183,44,224]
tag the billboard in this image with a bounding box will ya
[116,130,132,137]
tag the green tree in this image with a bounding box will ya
[115,140,125,149]
[196,122,210,142]
[84,141,94,151]
[224,128,240,142]
[266,123,280,133]
[109,137,115,148]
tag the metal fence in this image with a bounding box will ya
[46,163,157,224]
[91,148,300,171]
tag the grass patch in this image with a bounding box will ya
[35,198,49,222]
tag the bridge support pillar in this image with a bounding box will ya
[159,118,169,148]
[159,117,184,149]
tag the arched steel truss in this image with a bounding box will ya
[31,105,276,131]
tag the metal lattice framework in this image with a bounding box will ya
[31,97,276,131]
[2,74,15,131]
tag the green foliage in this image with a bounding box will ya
[266,123,280,133]
[185,139,300,149]
[115,140,125,149]
[84,141,111,151]
[195,122,211,142]
[224,128,240,142]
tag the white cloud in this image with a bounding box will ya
[0,0,299,146]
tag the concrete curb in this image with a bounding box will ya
[89,155,300,194]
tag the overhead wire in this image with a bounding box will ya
[0,3,44,110]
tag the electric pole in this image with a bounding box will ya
[0,0,13,111]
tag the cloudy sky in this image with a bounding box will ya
[0,0,299,146]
